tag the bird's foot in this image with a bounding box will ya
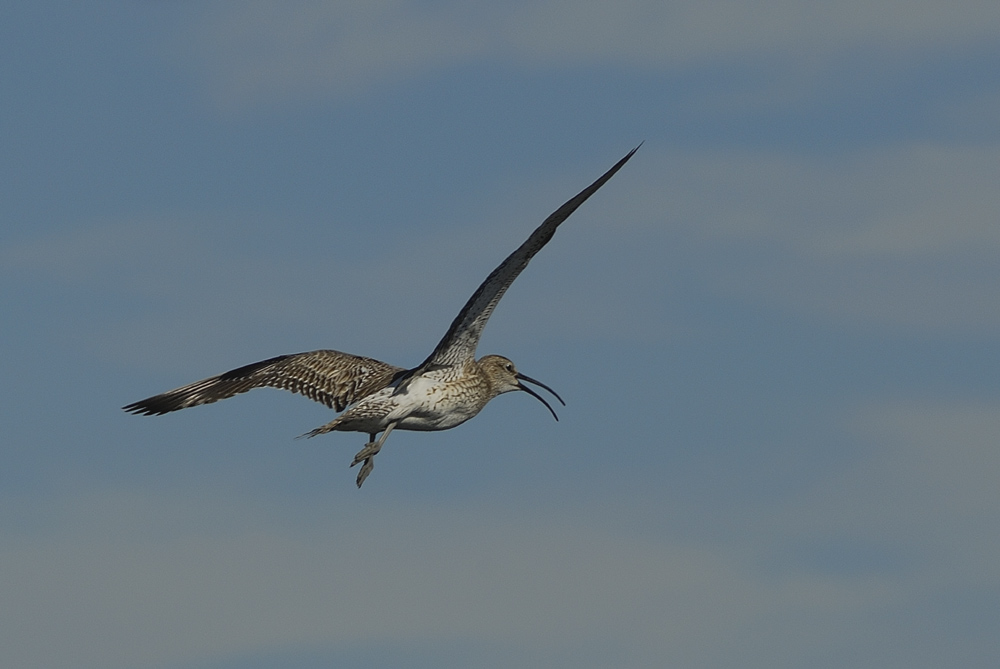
[351,440,381,467]
[355,457,374,488]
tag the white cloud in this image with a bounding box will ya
[619,142,1000,333]
[0,216,330,371]
[810,146,1000,258]
[185,0,1000,106]
[9,139,1000,377]
[755,398,1000,604]
[0,483,959,669]
[503,0,999,64]
[628,144,1000,257]
[0,213,468,371]
[849,400,1000,524]
[6,391,998,669]
[0,153,671,377]
[191,1,488,106]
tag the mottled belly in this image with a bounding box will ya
[335,377,485,433]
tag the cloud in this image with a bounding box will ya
[628,144,1000,257]
[0,148,673,378]
[848,400,1000,526]
[189,1,488,107]
[618,142,1000,333]
[745,396,1000,640]
[185,0,1000,107]
[8,138,1000,381]
[0,485,951,669]
[6,389,998,669]
[0,212,487,371]
[0,216,326,371]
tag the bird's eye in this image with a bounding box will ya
[506,364,514,372]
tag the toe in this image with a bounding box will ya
[356,458,374,487]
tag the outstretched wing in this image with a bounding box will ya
[418,145,640,368]
[123,350,405,416]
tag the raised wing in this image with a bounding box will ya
[419,145,640,368]
[123,350,404,416]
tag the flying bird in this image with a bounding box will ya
[124,146,639,486]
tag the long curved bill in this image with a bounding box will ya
[515,372,566,421]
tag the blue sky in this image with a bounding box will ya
[2,2,999,667]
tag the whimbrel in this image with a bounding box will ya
[124,146,639,486]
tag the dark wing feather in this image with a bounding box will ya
[418,145,640,368]
[123,350,404,416]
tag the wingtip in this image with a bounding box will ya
[602,143,642,178]
[122,396,180,416]
[122,401,154,416]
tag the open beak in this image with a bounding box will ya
[515,372,566,421]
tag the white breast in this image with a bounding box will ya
[388,374,484,431]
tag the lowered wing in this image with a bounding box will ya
[123,350,404,415]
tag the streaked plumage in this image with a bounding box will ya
[125,146,638,486]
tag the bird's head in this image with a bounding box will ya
[478,355,565,421]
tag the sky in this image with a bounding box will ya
[2,1,999,667]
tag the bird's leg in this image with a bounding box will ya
[351,423,397,488]
[351,427,392,466]
[353,433,377,488]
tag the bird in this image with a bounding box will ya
[124,145,639,487]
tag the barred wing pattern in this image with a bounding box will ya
[123,350,405,416]
[420,145,640,369]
